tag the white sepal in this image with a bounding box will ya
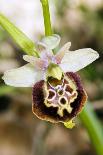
[2,63,43,87]
[39,34,61,50]
[60,48,99,72]
[23,55,38,64]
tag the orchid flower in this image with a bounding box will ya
[2,34,99,126]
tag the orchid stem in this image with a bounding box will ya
[79,103,103,155]
[41,1,103,155]
[40,0,52,36]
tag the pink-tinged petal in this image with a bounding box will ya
[60,48,99,72]
[34,59,48,70]
[2,63,43,87]
[23,55,48,70]
[55,42,71,64]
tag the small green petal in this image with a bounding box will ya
[64,120,75,129]
[46,63,63,80]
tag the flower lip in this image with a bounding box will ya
[32,72,87,123]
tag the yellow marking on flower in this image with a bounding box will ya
[57,96,73,117]
[57,104,73,117]
[44,82,58,108]
[64,120,75,129]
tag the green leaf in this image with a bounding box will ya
[80,103,103,155]
[0,13,39,57]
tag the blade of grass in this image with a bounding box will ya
[79,103,103,155]
[0,13,39,57]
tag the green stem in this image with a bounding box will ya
[41,1,103,155]
[40,0,52,36]
[79,103,103,155]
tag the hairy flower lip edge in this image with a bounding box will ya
[32,72,87,123]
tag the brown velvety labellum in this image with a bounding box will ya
[32,72,87,123]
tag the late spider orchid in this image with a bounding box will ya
[2,34,99,126]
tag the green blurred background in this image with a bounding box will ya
[0,0,103,155]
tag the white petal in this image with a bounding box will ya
[23,55,48,70]
[60,48,99,72]
[55,42,71,64]
[2,63,43,87]
[39,34,61,50]
[37,42,48,51]
[23,55,37,64]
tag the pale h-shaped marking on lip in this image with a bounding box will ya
[44,75,78,117]
[57,96,73,117]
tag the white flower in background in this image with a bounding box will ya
[2,34,99,123]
